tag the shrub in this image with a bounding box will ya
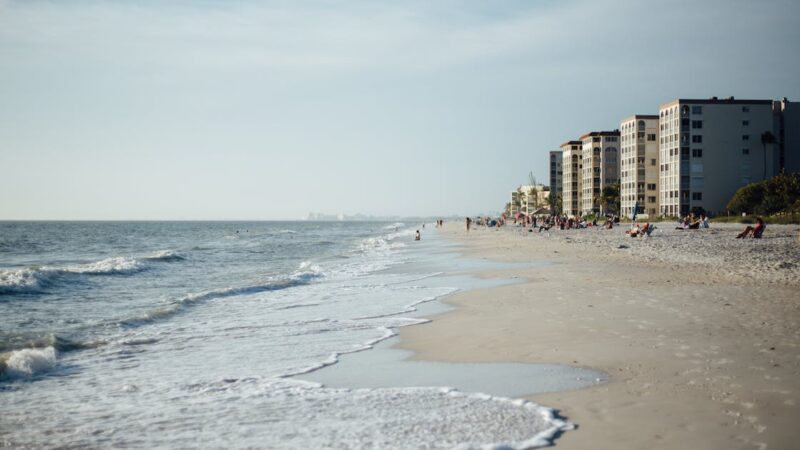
[727,172,800,216]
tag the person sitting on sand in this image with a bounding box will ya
[736,217,766,239]
[415,230,421,241]
[700,214,710,228]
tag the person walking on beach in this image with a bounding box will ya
[466,217,472,232]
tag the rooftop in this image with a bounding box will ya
[580,130,620,140]
[660,97,774,108]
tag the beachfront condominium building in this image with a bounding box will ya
[658,97,780,217]
[560,141,582,217]
[548,151,563,211]
[774,98,800,174]
[620,116,659,217]
[580,131,620,216]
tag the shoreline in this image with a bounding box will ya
[397,222,800,449]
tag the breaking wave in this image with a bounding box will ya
[144,250,185,262]
[119,262,325,327]
[0,251,184,295]
[0,347,57,380]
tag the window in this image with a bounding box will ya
[681,148,690,161]
[651,158,656,166]
[742,135,750,141]
[692,106,702,114]
[692,135,703,143]
[692,192,703,200]
[648,196,656,203]
[681,118,690,127]
[742,148,750,155]
[742,106,750,112]
[691,120,703,129]
[647,183,656,190]
[742,120,749,126]
[692,149,703,158]
[647,133,656,141]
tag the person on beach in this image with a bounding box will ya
[465,217,471,232]
[415,230,421,241]
[736,217,766,238]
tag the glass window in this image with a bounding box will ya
[691,120,703,129]
[692,192,703,200]
[742,120,749,126]
[692,135,703,143]
[742,148,750,155]
[742,135,749,141]
[691,106,702,114]
[692,149,703,158]
[742,106,750,112]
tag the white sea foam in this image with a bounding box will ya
[62,257,143,275]
[0,346,57,379]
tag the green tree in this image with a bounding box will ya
[600,183,620,215]
[761,131,776,181]
[727,172,800,215]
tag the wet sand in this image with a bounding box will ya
[398,222,800,449]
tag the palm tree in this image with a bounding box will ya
[761,131,776,181]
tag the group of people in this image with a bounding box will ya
[449,211,768,240]
[675,213,710,230]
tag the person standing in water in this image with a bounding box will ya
[415,230,421,241]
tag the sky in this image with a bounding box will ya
[1,0,799,220]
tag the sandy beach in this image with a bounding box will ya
[399,222,800,449]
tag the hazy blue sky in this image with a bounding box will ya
[1,0,799,219]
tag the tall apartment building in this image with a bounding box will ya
[548,150,563,211]
[620,116,659,217]
[580,131,620,216]
[560,141,582,217]
[658,97,778,217]
[774,98,800,174]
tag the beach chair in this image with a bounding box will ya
[753,224,766,238]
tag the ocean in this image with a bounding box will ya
[1,221,585,449]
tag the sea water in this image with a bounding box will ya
[0,221,598,449]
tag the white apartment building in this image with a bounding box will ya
[548,150,563,211]
[658,97,778,217]
[620,115,659,217]
[580,131,620,216]
[560,140,582,217]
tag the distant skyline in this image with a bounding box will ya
[2,0,799,220]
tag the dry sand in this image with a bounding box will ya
[399,222,800,449]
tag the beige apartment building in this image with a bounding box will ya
[620,115,659,217]
[560,140,582,217]
[580,131,620,216]
[658,97,779,217]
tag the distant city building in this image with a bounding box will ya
[658,97,779,216]
[548,150,563,210]
[580,131,620,216]
[560,140,583,217]
[620,116,659,217]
